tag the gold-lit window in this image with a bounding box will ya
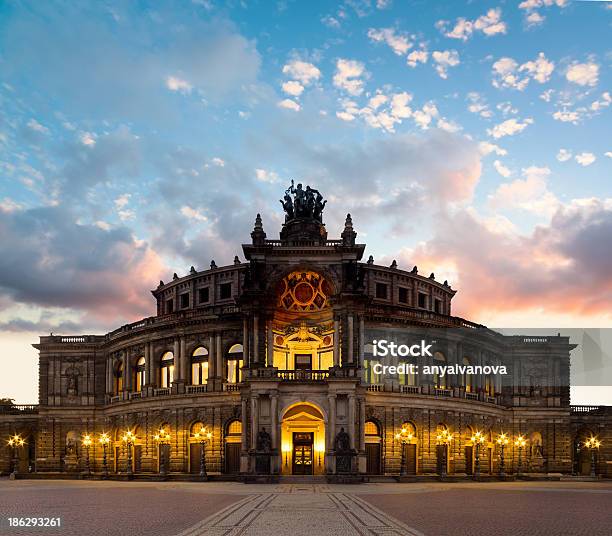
[365,421,379,436]
[135,357,145,392]
[191,347,209,385]
[115,361,124,394]
[277,271,331,311]
[160,352,174,388]
[227,420,242,435]
[226,344,243,383]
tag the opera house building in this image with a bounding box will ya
[1,184,609,481]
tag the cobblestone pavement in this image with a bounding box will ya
[1,479,610,536]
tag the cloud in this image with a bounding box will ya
[278,98,301,111]
[367,27,412,55]
[605,152,612,159]
[79,131,96,147]
[487,118,533,139]
[180,206,208,222]
[575,152,596,166]
[556,149,572,162]
[409,196,612,321]
[27,119,49,134]
[0,205,165,327]
[518,0,568,28]
[282,60,321,85]
[406,47,428,68]
[282,80,304,96]
[0,4,262,122]
[466,92,492,118]
[437,8,506,41]
[566,62,599,87]
[478,141,507,157]
[255,168,280,183]
[432,50,460,79]
[166,75,193,93]
[493,160,511,178]
[525,11,545,27]
[333,59,367,96]
[492,52,554,90]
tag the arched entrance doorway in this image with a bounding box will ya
[281,403,325,476]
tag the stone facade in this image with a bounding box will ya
[1,191,610,479]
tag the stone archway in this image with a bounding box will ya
[280,402,325,476]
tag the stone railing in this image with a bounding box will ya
[365,305,485,329]
[186,384,210,394]
[277,369,330,382]
[223,383,241,392]
[0,404,39,415]
[153,388,170,397]
[365,385,499,404]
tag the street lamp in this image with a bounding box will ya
[193,427,212,480]
[496,432,509,478]
[7,434,25,477]
[436,429,453,478]
[470,430,485,480]
[584,437,601,477]
[395,426,414,477]
[514,435,527,478]
[154,427,171,478]
[99,432,110,479]
[121,430,136,478]
[82,434,93,477]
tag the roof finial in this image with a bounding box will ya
[390,260,398,269]
[251,213,267,245]
[367,255,374,264]
[210,260,217,269]
[341,213,356,246]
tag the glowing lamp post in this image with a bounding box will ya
[82,434,93,476]
[121,430,136,478]
[8,434,25,477]
[584,437,601,477]
[154,428,171,478]
[496,432,509,478]
[436,430,453,478]
[99,432,110,479]
[193,427,212,480]
[514,435,526,478]
[395,427,414,477]
[470,431,485,480]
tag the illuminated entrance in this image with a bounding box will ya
[281,403,325,475]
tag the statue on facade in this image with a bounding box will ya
[66,366,80,396]
[256,427,272,453]
[334,427,351,453]
[280,180,327,223]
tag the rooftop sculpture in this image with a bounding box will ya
[280,180,327,223]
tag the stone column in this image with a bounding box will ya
[240,397,249,473]
[271,394,279,473]
[267,322,274,367]
[122,353,129,395]
[348,394,356,449]
[359,316,365,369]
[327,394,336,473]
[180,336,188,382]
[348,314,354,364]
[208,334,216,379]
[144,343,151,385]
[253,314,259,364]
[173,338,180,377]
[251,395,259,449]
[125,351,132,392]
[243,316,249,367]
[216,333,223,382]
[359,399,366,452]
[333,319,340,367]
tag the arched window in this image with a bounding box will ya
[114,361,124,395]
[191,347,209,385]
[365,420,380,436]
[134,357,146,392]
[226,344,243,384]
[433,352,447,389]
[190,421,206,436]
[160,352,174,388]
[401,421,417,437]
[227,419,242,436]
[363,343,381,385]
[463,357,472,393]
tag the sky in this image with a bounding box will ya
[0,0,611,404]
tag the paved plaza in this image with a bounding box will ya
[0,479,610,536]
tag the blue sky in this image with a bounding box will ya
[0,0,611,403]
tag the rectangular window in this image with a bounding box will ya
[166,299,174,314]
[375,282,388,299]
[180,293,190,309]
[220,282,232,300]
[191,362,209,385]
[434,298,442,314]
[295,354,312,370]
[418,293,427,309]
[226,359,244,383]
[198,287,209,304]
[398,287,409,304]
